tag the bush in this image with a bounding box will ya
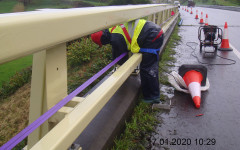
[67,37,99,68]
[67,39,113,94]
[0,67,32,101]
[109,0,151,5]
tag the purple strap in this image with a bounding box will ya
[1,52,127,150]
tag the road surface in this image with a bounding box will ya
[150,7,240,150]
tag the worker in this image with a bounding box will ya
[91,19,164,104]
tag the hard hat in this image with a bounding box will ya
[91,31,103,47]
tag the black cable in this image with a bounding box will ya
[186,42,236,66]
[158,42,236,87]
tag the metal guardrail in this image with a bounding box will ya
[0,4,179,149]
[198,5,240,12]
[0,4,174,64]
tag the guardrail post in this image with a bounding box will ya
[167,9,170,19]
[153,13,156,23]
[156,11,162,25]
[147,14,153,22]
[161,10,165,25]
[27,43,68,149]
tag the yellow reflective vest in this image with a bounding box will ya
[109,19,146,53]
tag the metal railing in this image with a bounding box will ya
[0,4,178,149]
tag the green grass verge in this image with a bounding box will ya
[25,0,73,11]
[0,0,18,13]
[0,55,32,88]
[112,101,158,150]
[159,23,180,85]
[82,0,109,6]
[193,0,240,6]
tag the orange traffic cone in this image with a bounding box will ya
[205,14,209,25]
[199,12,204,24]
[183,70,202,108]
[171,11,175,16]
[190,8,193,14]
[187,9,189,12]
[219,22,233,51]
[179,65,207,109]
[195,10,199,19]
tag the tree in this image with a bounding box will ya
[18,0,32,6]
[109,0,151,5]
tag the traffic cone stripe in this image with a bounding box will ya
[199,12,204,24]
[205,14,209,25]
[183,70,203,109]
[188,82,201,97]
[195,10,199,19]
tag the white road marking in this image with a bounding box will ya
[230,43,240,60]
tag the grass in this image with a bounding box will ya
[0,0,18,13]
[25,0,73,11]
[0,83,30,147]
[82,0,109,6]
[0,55,32,88]
[193,0,240,6]
[112,21,181,149]
[159,22,181,85]
[0,0,101,12]
[112,101,158,150]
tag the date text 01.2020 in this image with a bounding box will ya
[159,138,216,146]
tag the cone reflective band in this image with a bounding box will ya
[205,14,209,25]
[199,12,204,24]
[179,65,207,109]
[195,10,199,19]
[219,22,233,51]
[183,70,203,108]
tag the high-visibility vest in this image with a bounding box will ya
[109,19,146,53]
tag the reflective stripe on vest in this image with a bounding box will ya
[109,22,131,50]
[120,24,132,44]
[109,19,147,53]
[152,29,163,42]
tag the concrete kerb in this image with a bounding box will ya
[70,14,179,150]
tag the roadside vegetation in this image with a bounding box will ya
[0,37,112,147]
[180,0,240,6]
[196,0,240,6]
[0,56,32,88]
[0,0,19,13]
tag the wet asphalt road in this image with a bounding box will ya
[150,7,240,150]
